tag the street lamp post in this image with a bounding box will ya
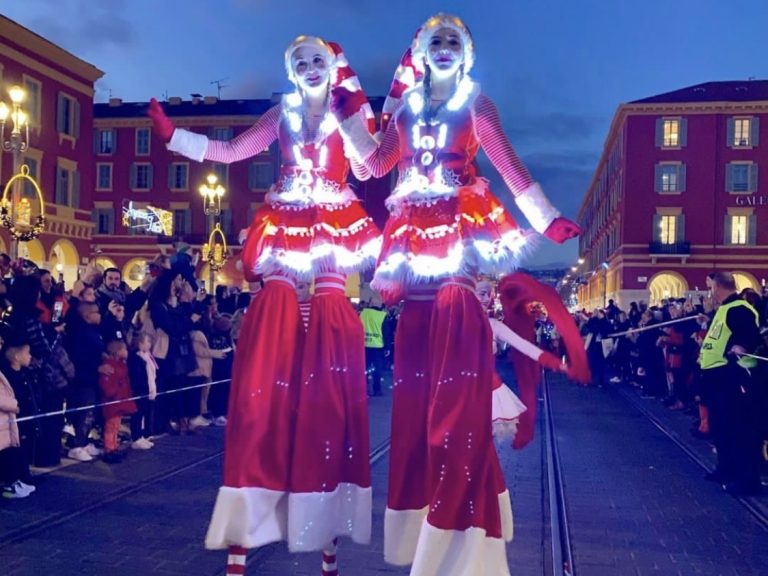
[198,173,225,292]
[0,85,30,260]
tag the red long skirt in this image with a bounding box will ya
[205,276,304,550]
[388,278,512,575]
[385,290,437,565]
[288,273,372,552]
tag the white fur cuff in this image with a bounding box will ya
[167,128,208,162]
[514,182,560,234]
[340,112,377,163]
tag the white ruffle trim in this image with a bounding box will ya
[371,230,537,296]
[385,490,513,570]
[410,502,512,575]
[384,506,429,565]
[492,385,527,441]
[252,236,382,281]
[287,483,372,552]
[167,128,208,163]
[204,486,288,550]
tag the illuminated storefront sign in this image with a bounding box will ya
[121,201,173,235]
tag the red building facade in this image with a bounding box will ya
[575,81,768,309]
[0,16,103,285]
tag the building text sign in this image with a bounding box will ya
[735,195,768,207]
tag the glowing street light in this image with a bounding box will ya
[199,173,225,216]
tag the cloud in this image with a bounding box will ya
[24,0,136,55]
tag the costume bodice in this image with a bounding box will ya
[394,83,481,191]
[272,114,349,204]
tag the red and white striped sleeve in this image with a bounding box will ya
[205,105,281,164]
[473,93,534,197]
[340,111,401,179]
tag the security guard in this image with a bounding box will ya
[360,296,388,396]
[699,271,763,495]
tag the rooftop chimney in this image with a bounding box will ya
[108,98,122,106]
[168,97,182,105]
[204,96,218,105]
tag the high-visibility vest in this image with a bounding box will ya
[699,299,758,370]
[360,308,387,348]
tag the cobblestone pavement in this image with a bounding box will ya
[2,366,767,575]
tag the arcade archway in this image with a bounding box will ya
[648,271,689,304]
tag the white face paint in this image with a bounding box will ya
[476,281,494,310]
[291,46,331,96]
[426,27,464,78]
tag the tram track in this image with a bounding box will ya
[541,371,576,576]
[615,384,768,531]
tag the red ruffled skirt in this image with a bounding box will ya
[372,182,530,303]
[241,195,381,282]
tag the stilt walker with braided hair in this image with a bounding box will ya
[148,37,380,576]
[333,14,587,575]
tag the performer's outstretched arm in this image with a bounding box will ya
[490,317,566,372]
[474,93,580,243]
[149,98,280,164]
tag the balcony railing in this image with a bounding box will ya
[648,241,690,255]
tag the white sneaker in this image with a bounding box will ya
[213,416,228,427]
[84,443,103,457]
[63,423,75,436]
[143,436,155,447]
[609,376,622,383]
[190,415,211,428]
[67,447,94,462]
[2,481,31,499]
[17,481,36,496]
[131,438,153,450]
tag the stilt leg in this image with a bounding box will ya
[321,538,339,576]
[226,545,247,575]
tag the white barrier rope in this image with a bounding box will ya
[9,377,231,425]
[607,316,699,338]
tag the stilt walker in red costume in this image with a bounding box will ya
[148,37,380,576]
[333,14,587,574]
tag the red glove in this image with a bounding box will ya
[538,351,565,373]
[147,98,175,143]
[330,86,369,124]
[513,411,534,450]
[543,217,581,244]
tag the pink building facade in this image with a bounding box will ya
[0,16,103,285]
[575,81,768,309]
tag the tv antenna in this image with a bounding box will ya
[211,77,229,99]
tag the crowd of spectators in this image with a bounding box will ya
[573,270,767,496]
[0,251,244,499]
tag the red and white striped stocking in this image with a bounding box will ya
[321,538,339,576]
[226,545,247,575]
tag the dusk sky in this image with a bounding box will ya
[6,0,768,267]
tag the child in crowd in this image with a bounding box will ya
[128,333,158,449]
[65,301,105,462]
[0,335,37,498]
[98,340,136,463]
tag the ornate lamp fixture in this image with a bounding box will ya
[199,173,225,216]
[202,222,228,271]
[0,165,46,241]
